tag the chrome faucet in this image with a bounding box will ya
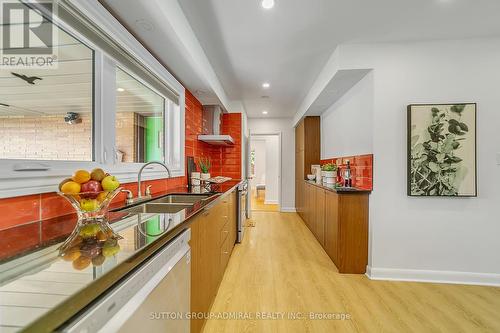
[137,161,172,199]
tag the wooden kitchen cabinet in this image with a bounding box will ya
[295,116,320,219]
[294,115,368,274]
[324,190,339,266]
[190,189,238,333]
[314,186,326,246]
[329,191,368,274]
[300,181,369,274]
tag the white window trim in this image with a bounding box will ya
[0,0,185,198]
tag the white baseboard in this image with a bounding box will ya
[264,199,279,204]
[366,266,500,287]
[280,207,296,213]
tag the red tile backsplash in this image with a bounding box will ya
[41,215,77,243]
[0,89,242,233]
[0,194,40,230]
[40,193,74,221]
[0,222,40,260]
[321,154,373,190]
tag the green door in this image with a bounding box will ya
[145,117,163,162]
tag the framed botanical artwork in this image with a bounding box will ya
[407,103,477,197]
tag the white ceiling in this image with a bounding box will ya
[103,0,500,118]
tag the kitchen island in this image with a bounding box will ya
[0,180,242,332]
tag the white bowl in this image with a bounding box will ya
[307,174,315,180]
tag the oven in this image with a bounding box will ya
[237,180,248,243]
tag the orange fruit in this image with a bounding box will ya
[72,170,91,184]
[61,181,81,194]
[96,191,109,202]
[72,256,91,270]
[62,249,81,261]
[96,231,108,241]
[58,178,73,191]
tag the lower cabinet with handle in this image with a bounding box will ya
[190,189,238,333]
[301,181,369,274]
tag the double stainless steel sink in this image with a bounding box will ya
[116,193,218,215]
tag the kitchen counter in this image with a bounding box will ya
[0,180,242,333]
[304,180,371,193]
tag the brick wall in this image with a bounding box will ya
[115,112,136,162]
[0,114,92,161]
[0,112,137,162]
[185,90,242,180]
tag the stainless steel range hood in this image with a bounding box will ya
[197,105,235,146]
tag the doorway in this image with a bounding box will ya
[249,133,281,212]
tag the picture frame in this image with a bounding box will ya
[407,103,477,197]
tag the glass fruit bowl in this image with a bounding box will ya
[58,188,123,258]
[58,188,122,222]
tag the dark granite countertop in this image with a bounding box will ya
[0,180,242,333]
[304,180,371,193]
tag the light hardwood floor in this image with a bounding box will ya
[203,211,500,333]
[250,189,279,212]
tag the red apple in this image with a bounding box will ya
[80,180,103,199]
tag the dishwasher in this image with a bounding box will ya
[60,229,191,333]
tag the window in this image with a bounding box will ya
[115,67,166,164]
[0,4,94,161]
[0,1,185,197]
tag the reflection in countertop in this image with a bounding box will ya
[304,180,372,193]
[0,180,242,333]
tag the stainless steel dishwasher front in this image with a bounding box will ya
[61,229,191,333]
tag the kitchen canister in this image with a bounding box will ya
[191,172,201,186]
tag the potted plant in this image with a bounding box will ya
[198,156,211,181]
[321,163,337,184]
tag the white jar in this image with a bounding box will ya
[322,171,336,178]
[325,177,336,184]
[191,172,201,186]
[322,170,337,184]
[200,173,211,181]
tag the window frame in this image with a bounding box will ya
[0,0,185,198]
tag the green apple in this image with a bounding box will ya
[101,175,120,191]
[80,199,99,212]
[102,243,120,257]
[79,223,100,238]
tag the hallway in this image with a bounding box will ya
[203,211,500,333]
[250,189,279,212]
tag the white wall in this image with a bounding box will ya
[264,135,279,204]
[250,139,266,188]
[321,72,374,158]
[326,38,500,285]
[248,118,295,211]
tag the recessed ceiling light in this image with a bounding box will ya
[262,110,268,115]
[117,88,125,92]
[262,82,270,88]
[261,0,275,9]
